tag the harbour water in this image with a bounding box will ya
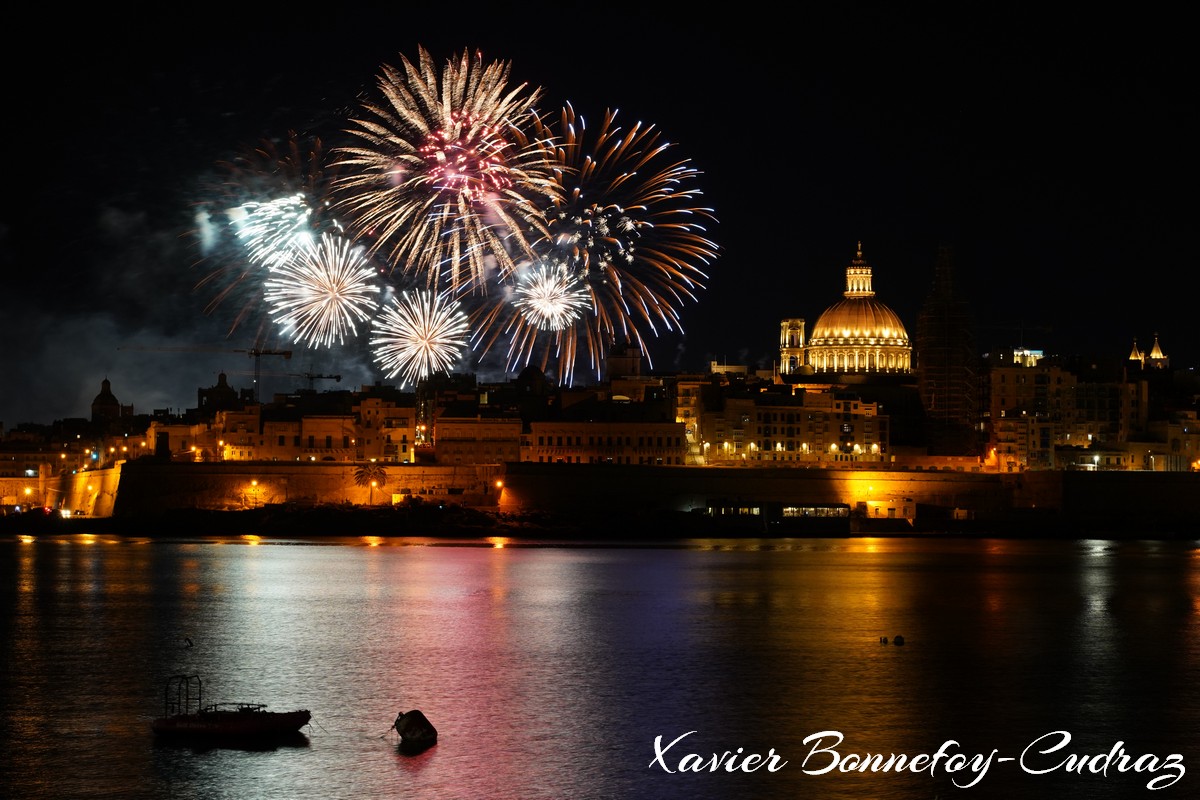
[2,532,1197,799]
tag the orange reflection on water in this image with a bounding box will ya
[486,537,511,549]
[858,537,883,554]
[240,535,263,545]
[360,536,384,547]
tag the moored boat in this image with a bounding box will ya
[152,675,310,739]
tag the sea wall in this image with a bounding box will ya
[497,462,1013,515]
[2,468,121,516]
[497,463,1199,536]
[13,460,1198,537]
[1013,470,1200,535]
[44,460,503,517]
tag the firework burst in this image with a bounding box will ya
[471,104,718,383]
[264,233,381,348]
[194,132,349,338]
[512,262,591,331]
[231,194,315,269]
[371,288,470,387]
[333,46,560,294]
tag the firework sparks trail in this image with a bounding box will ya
[232,194,314,269]
[470,104,719,384]
[371,288,470,387]
[264,233,381,348]
[333,46,560,294]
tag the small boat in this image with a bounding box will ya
[152,675,311,739]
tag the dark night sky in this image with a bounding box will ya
[3,5,1195,426]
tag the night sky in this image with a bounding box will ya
[4,5,1195,427]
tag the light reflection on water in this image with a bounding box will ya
[1,534,1197,800]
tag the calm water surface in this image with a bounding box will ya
[1,533,1198,799]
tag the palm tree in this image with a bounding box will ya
[353,462,388,505]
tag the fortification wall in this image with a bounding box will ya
[497,463,1014,515]
[37,460,502,516]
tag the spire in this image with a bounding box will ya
[1148,333,1166,360]
[1128,338,1143,363]
[844,242,875,298]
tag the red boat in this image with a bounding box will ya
[152,675,311,739]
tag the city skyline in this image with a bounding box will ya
[5,6,1195,427]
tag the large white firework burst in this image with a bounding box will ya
[264,233,381,348]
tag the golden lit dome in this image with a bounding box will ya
[808,243,910,346]
[808,298,909,344]
[804,243,912,374]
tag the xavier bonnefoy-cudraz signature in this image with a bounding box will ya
[649,730,1185,790]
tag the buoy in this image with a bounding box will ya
[893,635,905,646]
[394,709,438,754]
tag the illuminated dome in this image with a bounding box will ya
[810,298,908,343]
[781,243,912,376]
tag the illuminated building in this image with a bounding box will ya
[779,243,912,377]
[354,392,419,463]
[1128,333,1169,370]
[699,386,889,465]
[435,414,522,465]
[523,394,688,465]
[983,349,1153,470]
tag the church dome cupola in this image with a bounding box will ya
[91,377,121,424]
[803,243,912,374]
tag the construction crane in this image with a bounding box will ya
[216,371,344,393]
[116,345,293,402]
[299,373,341,391]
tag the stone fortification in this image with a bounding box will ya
[9,460,1197,538]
